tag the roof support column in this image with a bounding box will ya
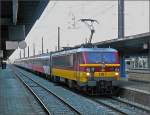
[148,40,150,70]
[12,0,18,25]
[118,0,124,38]
[120,53,126,78]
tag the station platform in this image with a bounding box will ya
[117,79,150,109]
[0,67,46,115]
[118,79,150,93]
[127,70,150,82]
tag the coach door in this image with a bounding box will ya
[74,53,80,82]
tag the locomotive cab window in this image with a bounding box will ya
[52,54,73,67]
[86,52,117,64]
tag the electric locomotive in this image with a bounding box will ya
[51,48,120,95]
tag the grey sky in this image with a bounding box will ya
[9,0,149,60]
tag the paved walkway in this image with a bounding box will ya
[118,79,150,94]
[0,68,46,115]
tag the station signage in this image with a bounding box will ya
[18,41,27,49]
[6,41,18,50]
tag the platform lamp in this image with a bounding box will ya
[19,50,21,59]
[33,43,35,56]
[42,37,44,54]
[46,49,48,53]
[23,48,25,58]
[28,46,29,57]
[18,40,27,58]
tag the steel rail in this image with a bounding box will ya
[112,97,150,113]
[13,70,52,115]
[92,98,128,115]
[13,67,82,115]
[92,97,149,115]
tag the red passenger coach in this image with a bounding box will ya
[15,55,50,76]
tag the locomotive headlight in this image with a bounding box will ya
[115,72,119,76]
[86,72,90,76]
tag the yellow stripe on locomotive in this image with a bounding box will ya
[52,64,120,84]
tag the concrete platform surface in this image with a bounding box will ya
[0,68,46,115]
[117,79,150,108]
[118,79,150,93]
[127,70,150,82]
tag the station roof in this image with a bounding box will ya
[0,0,49,60]
[94,32,150,56]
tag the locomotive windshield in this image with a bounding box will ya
[86,52,117,64]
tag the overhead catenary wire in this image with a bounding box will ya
[67,3,116,30]
[92,4,116,19]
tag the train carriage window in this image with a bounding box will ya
[38,59,41,65]
[40,59,42,66]
[37,59,39,65]
[39,59,42,66]
[52,54,73,67]
[43,59,48,66]
[45,58,50,66]
[32,59,34,64]
[29,59,31,64]
[42,59,45,65]
[35,59,38,65]
[27,59,30,64]
[34,59,38,65]
[45,60,47,65]
[28,60,30,64]
[87,52,116,64]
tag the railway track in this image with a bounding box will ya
[112,97,150,112]
[13,68,81,115]
[92,97,149,115]
[12,66,124,115]
[12,66,150,115]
